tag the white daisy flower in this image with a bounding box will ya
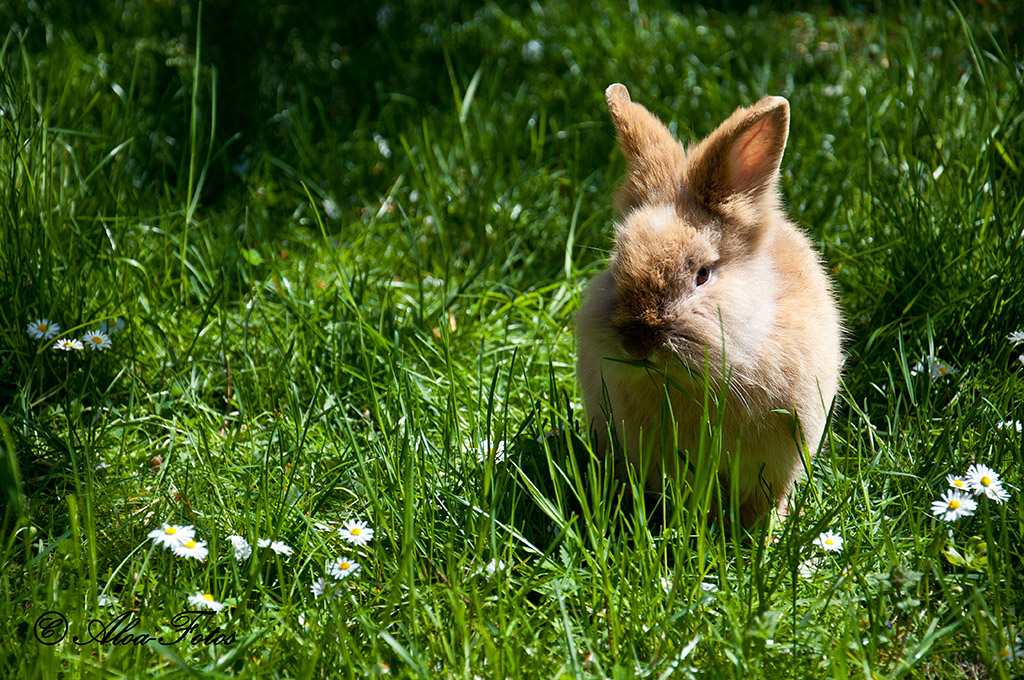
[188,591,224,612]
[27,318,60,340]
[965,464,1009,503]
[310,577,333,599]
[171,538,208,561]
[911,354,958,379]
[998,637,1024,663]
[477,439,506,463]
[946,474,970,491]
[1007,330,1024,345]
[99,317,126,334]
[813,530,844,552]
[931,489,977,521]
[797,559,818,579]
[268,540,293,556]
[82,330,112,351]
[148,524,195,549]
[338,520,374,547]
[227,535,252,561]
[53,338,84,351]
[256,538,293,556]
[328,556,361,580]
[481,559,506,576]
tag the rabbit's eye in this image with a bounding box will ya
[695,266,711,286]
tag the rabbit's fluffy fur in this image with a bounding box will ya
[577,84,842,525]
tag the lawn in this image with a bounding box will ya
[2,1,1023,678]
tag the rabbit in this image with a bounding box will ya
[577,83,842,526]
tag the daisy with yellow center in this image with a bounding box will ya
[946,474,968,490]
[311,577,336,599]
[27,318,60,340]
[339,519,374,547]
[812,530,844,553]
[172,538,209,561]
[966,463,1009,503]
[328,556,361,580]
[147,524,195,549]
[996,631,1024,664]
[53,338,84,352]
[82,330,112,351]
[188,591,224,612]
[476,439,506,464]
[931,489,977,521]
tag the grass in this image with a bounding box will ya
[2,0,1023,677]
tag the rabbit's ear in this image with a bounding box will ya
[606,84,684,212]
[685,96,790,209]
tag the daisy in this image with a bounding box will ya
[481,559,506,576]
[99,317,125,334]
[797,559,818,579]
[310,577,333,599]
[257,538,293,556]
[188,592,225,612]
[996,420,1023,433]
[931,489,977,521]
[172,538,208,561]
[1007,330,1024,345]
[227,535,252,561]
[328,556,361,580]
[339,520,374,547]
[911,355,958,379]
[477,439,506,463]
[965,463,1009,503]
[27,318,60,340]
[946,474,970,491]
[813,530,844,552]
[268,540,293,556]
[998,637,1024,663]
[148,524,195,549]
[53,338,84,351]
[82,330,111,351]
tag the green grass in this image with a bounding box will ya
[2,0,1023,677]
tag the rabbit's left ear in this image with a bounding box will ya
[684,96,790,209]
[606,83,685,212]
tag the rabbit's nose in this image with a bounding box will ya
[617,321,665,362]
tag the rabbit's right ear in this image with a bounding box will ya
[684,96,790,211]
[606,84,685,213]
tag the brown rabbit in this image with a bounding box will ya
[577,84,842,525]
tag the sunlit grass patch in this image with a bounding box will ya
[2,1,1023,678]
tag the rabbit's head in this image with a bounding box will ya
[600,84,794,378]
